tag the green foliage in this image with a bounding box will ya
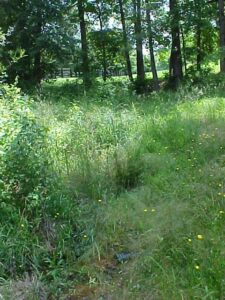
[34,77,225,299]
[0,0,74,87]
[0,83,81,297]
[78,85,225,299]
[0,84,48,209]
[2,76,225,298]
[0,0,222,89]
[0,30,7,80]
[89,29,124,73]
[132,77,154,94]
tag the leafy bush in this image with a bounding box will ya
[0,84,81,297]
[0,84,49,211]
[132,78,154,95]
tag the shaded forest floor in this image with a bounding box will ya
[1,75,225,299]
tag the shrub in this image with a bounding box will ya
[0,84,84,297]
[132,78,154,95]
[0,84,49,212]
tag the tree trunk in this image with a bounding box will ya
[133,0,145,93]
[99,17,107,81]
[33,20,42,84]
[34,50,42,84]
[169,0,183,88]
[118,0,133,82]
[219,0,225,72]
[96,3,107,82]
[78,0,92,89]
[194,0,202,72]
[146,0,159,90]
[180,24,187,75]
[196,23,201,71]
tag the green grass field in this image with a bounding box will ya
[1,75,225,299]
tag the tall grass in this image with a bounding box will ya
[1,75,225,298]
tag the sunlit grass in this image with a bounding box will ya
[30,76,225,298]
[2,75,225,298]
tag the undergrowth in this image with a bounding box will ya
[1,76,225,299]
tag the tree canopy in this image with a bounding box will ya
[0,0,224,91]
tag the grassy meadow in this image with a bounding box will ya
[1,75,225,299]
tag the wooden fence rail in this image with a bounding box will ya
[47,68,129,79]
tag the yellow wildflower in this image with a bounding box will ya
[197,235,204,240]
[195,265,200,270]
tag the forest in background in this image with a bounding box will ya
[1,0,225,91]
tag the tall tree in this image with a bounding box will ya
[218,0,225,72]
[78,0,92,89]
[33,20,42,84]
[180,24,187,75]
[169,0,183,88]
[89,29,124,75]
[181,0,216,74]
[133,0,145,92]
[0,0,74,88]
[145,0,159,90]
[194,0,203,71]
[95,1,108,81]
[118,0,133,81]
